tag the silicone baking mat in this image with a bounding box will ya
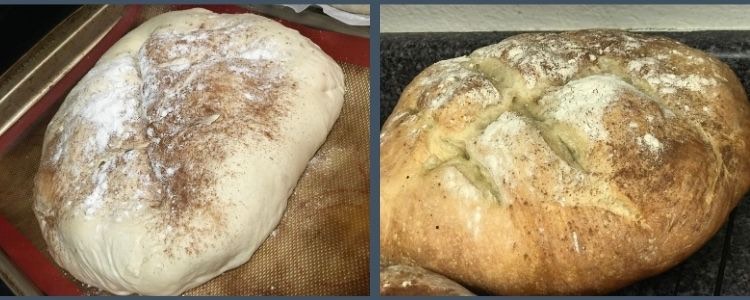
[0,5,369,295]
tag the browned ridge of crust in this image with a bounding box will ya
[380,30,750,295]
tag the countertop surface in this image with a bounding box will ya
[380,31,750,296]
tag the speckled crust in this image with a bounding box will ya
[379,30,750,295]
[33,8,344,295]
[380,264,475,296]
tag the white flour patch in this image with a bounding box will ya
[628,54,717,94]
[470,207,482,237]
[158,57,191,72]
[637,133,664,154]
[471,35,583,88]
[51,136,67,163]
[82,159,113,216]
[75,55,142,153]
[648,73,716,94]
[411,57,498,110]
[627,58,658,73]
[440,167,482,201]
[165,166,180,176]
[541,75,637,141]
[467,112,531,190]
[660,87,677,94]
[572,232,581,253]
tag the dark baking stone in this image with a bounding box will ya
[380,31,750,295]
[721,194,750,295]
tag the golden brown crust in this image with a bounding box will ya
[380,30,750,295]
[380,264,475,296]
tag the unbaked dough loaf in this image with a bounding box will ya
[33,8,344,295]
[380,30,750,295]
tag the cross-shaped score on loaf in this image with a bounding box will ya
[380,30,750,295]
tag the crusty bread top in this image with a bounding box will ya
[380,30,750,294]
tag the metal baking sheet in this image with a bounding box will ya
[380,31,750,295]
[0,4,370,296]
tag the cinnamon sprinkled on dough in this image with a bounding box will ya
[37,19,294,257]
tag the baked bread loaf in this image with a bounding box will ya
[33,8,344,295]
[380,264,475,296]
[380,30,750,294]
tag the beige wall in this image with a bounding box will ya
[381,5,750,32]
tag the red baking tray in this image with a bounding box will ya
[0,4,369,295]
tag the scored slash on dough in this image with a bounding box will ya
[380,29,748,295]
